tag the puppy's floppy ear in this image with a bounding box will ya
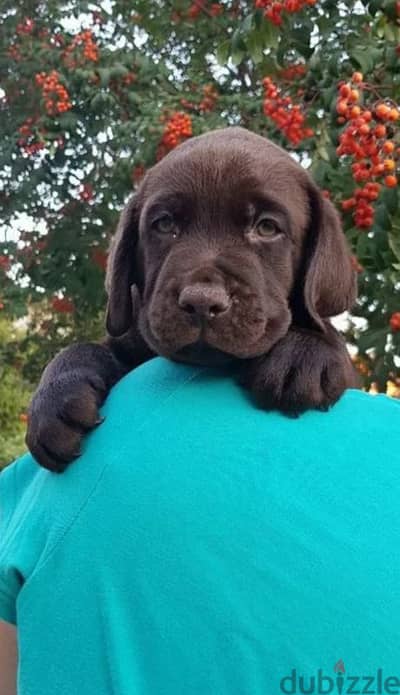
[105,194,140,337]
[296,185,357,329]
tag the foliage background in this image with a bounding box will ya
[1,0,400,466]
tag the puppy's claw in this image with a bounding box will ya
[94,416,105,426]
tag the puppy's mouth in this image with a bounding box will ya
[142,275,291,361]
[172,340,237,367]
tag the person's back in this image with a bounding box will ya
[1,358,400,695]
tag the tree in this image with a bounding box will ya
[1,0,400,419]
[0,316,31,465]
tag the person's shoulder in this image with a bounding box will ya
[295,388,400,455]
[106,357,207,407]
[0,360,204,540]
[107,362,400,437]
[101,357,224,429]
[0,453,40,528]
[0,453,50,586]
[335,388,400,420]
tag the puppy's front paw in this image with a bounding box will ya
[240,326,358,416]
[26,371,107,473]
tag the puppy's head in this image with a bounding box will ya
[106,127,356,365]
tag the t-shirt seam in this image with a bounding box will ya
[21,367,209,588]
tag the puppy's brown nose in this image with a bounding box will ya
[178,283,231,318]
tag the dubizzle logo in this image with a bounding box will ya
[334,661,345,675]
[279,660,400,694]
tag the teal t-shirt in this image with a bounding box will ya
[1,358,400,695]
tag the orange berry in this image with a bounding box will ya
[341,198,356,210]
[384,159,396,172]
[383,141,395,154]
[359,123,370,135]
[352,71,363,83]
[389,108,399,121]
[350,89,360,102]
[385,175,398,187]
[350,106,361,118]
[339,84,351,98]
[376,103,391,120]
[374,124,386,137]
[336,99,348,115]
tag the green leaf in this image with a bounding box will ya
[230,30,247,66]
[241,13,254,34]
[97,68,111,87]
[311,159,329,185]
[350,48,375,74]
[380,187,399,215]
[253,9,264,30]
[383,0,398,21]
[373,205,391,231]
[385,47,399,70]
[384,22,396,42]
[368,0,382,15]
[110,63,129,79]
[289,26,312,59]
[321,86,336,110]
[388,232,400,262]
[247,32,265,64]
[216,41,230,65]
[259,19,279,49]
[358,328,388,352]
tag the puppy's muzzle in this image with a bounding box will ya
[178,283,231,319]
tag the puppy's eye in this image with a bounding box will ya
[254,218,280,238]
[153,214,177,236]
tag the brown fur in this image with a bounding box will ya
[26,127,358,472]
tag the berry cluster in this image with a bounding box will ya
[158,112,193,159]
[51,296,75,314]
[263,77,313,145]
[63,30,99,69]
[279,63,306,81]
[16,17,35,35]
[255,0,316,25]
[35,71,72,115]
[172,1,222,21]
[187,1,223,19]
[17,117,46,156]
[180,84,218,113]
[337,72,399,228]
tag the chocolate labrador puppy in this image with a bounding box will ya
[26,127,357,472]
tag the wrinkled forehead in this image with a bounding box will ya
[139,142,310,232]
